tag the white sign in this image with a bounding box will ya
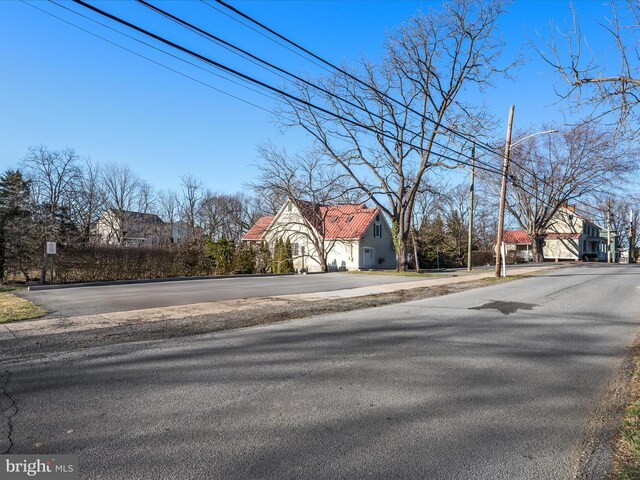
[46,241,57,255]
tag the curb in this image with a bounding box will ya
[27,272,300,291]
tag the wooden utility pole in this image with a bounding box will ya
[631,209,636,263]
[467,144,475,272]
[495,105,515,277]
[607,201,612,263]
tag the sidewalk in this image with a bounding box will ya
[0,265,558,341]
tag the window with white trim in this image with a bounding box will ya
[374,223,382,238]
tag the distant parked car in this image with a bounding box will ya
[581,253,598,261]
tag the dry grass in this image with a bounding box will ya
[345,270,447,277]
[0,286,47,323]
[479,274,526,283]
[612,348,640,479]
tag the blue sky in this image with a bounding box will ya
[0,0,614,194]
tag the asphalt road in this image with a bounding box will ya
[20,272,424,317]
[3,263,640,479]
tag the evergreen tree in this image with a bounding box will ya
[233,242,256,274]
[271,238,285,273]
[0,170,31,282]
[284,239,294,273]
[255,241,271,274]
[206,236,235,275]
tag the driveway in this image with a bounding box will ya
[20,272,427,317]
[3,264,640,478]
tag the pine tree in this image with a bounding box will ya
[233,242,256,274]
[284,239,294,273]
[206,236,236,275]
[271,238,283,273]
[255,241,271,273]
[0,170,32,282]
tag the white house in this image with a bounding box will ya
[91,209,165,247]
[242,199,397,272]
[503,205,612,261]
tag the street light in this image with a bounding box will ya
[510,129,559,148]
[495,105,558,277]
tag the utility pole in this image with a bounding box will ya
[467,143,475,272]
[495,105,515,277]
[607,201,612,264]
[631,209,636,264]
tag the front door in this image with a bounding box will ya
[363,248,375,268]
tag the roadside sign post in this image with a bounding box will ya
[46,241,57,284]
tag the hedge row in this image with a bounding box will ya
[54,245,214,283]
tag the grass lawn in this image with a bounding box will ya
[612,350,640,479]
[0,285,47,323]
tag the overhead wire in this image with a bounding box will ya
[208,0,506,159]
[40,0,615,224]
[28,1,282,111]
[136,0,494,173]
[207,0,619,218]
[69,0,507,177]
[34,0,490,177]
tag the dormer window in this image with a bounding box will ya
[331,216,338,223]
[346,215,353,222]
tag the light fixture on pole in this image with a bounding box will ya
[495,107,558,277]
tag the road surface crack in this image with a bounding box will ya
[1,370,17,454]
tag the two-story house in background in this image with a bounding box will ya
[242,199,396,272]
[91,209,184,247]
[503,205,615,262]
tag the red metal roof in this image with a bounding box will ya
[502,229,582,244]
[503,230,530,244]
[242,202,379,241]
[242,215,274,241]
[318,204,379,239]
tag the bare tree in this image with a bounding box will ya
[137,181,155,215]
[158,189,179,244]
[592,194,640,258]
[179,174,203,241]
[494,124,636,262]
[281,0,511,270]
[253,143,362,272]
[100,162,141,244]
[68,158,104,243]
[22,145,81,282]
[537,0,640,131]
[197,191,259,242]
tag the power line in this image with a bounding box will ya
[35,1,283,109]
[207,0,621,217]
[47,0,610,221]
[209,0,506,159]
[36,0,492,180]
[70,0,506,178]
[137,0,494,174]
[200,0,333,75]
